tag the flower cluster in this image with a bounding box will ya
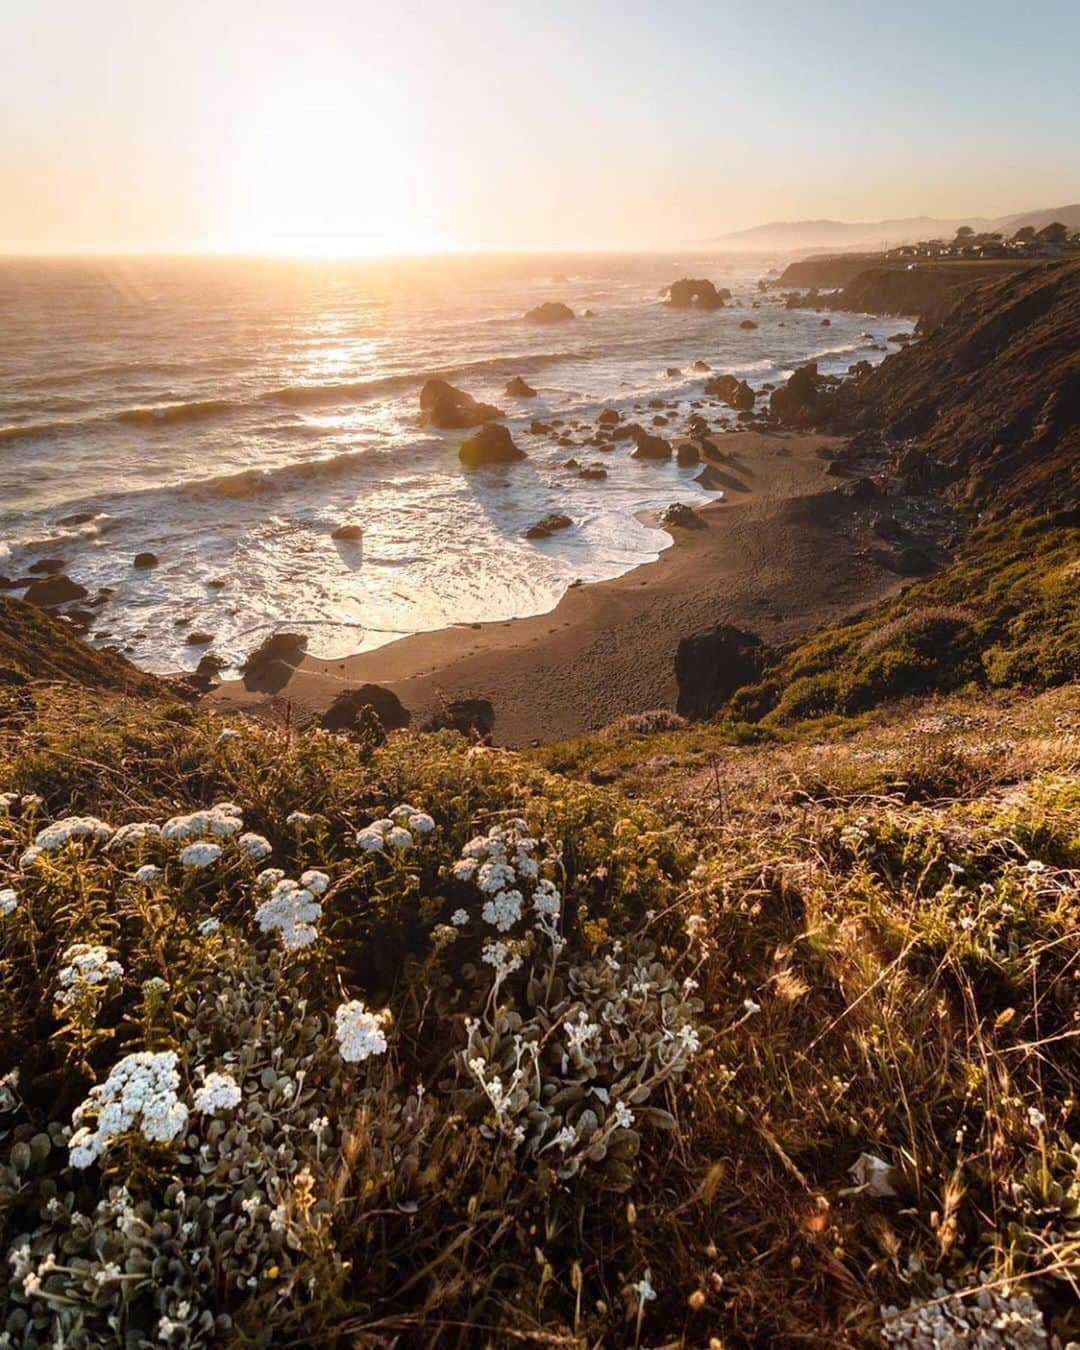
[334,1000,391,1062]
[450,820,563,945]
[69,1051,188,1168]
[356,803,435,853]
[254,874,323,951]
[192,1071,242,1114]
[162,801,244,841]
[55,943,124,1008]
[0,887,17,917]
[33,815,113,851]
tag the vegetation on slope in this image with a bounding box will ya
[1,675,1078,1346]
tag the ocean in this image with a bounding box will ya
[0,252,899,674]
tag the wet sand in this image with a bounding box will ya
[213,430,901,745]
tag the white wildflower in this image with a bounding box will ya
[286,810,313,826]
[614,1100,635,1129]
[450,908,469,926]
[178,841,222,869]
[197,916,220,936]
[69,1050,188,1167]
[385,825,413,851]
[255,867,285,890]
[0,888,18,917]
[299,869,330,895]
[56,943,123,1007]
[34,815,113,850]
[237,832,272,861]
[193,1071,241,1114]
[334,1000,391,1063]
[18,846,42,869]
[108,822,161,848]
[254,877,322,951]
[632,1272,656,1304]
[133,864,161,883]
[162,801,243,841]
[408,812,435,836]
[215,729,238,746]
[1028,1105,1046,1129]
[482,888,524,932]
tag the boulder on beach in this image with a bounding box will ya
[630,429,672,460]
[29,558,66,575]
[695,464,728,491]
[872,546,937,577]
[505,376,537,398]
[769,363,820,424]
[579,465,608,480]
[184,631,215,646]
[873,513,911,543]
[739,319,758,330]
[424,697,495,741]
[321,684,411,736]
[459,423,527,467]
[704,374,755,410]
[597,409,621,426]
[331,523,364,541]
[24,573,89,608]
[525,513,573,539]
[659,503,705,529]
[663,279,730,310]
[133,552,159,570]
[676,442,700,466]
[675,624,765,720]
[420,379,503,430]
[691,360,712,372]
[241,631,308,690]
[524,302,574,323]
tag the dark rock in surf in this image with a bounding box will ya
[505,376,537,398]
[133,553,159,570]
[663,279,730,310]
[331,524,365,541]
[459,423,527,467]
[525,513,573,539]
[524,302,574,323]
[420,379,503,430]
[24,574,88,608]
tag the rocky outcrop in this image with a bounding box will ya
[321,684,411,735]
[630,429,672,460]
[0,595,165,696]
[459,424,527,467]
[769,364,820,424]
[843,258,1080,516]
[505,376,537,398]
[420,379,504,430]
[705,374,755,410]
[525,513,572,539]
[524,302,574,323]
[424,697,495,741]
[241,632,308,691]
[331,524,364,541]
[24,574,88,608]
[663,279,730,310]
[675,624,765,720]
[659,503,705,529]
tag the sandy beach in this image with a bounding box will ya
[212,429,905,744]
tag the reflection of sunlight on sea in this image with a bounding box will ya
[0,252,903,673]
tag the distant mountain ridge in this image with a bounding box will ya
[710,204,1080,252]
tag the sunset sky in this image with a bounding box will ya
[3,0,1078,256]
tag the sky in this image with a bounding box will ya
[1,0,1078,256]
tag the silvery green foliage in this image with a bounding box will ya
[880,1280,1047,1348]
[0,948,418,1348]
[458,943,703,1190]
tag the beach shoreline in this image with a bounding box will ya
[211,429,907,745]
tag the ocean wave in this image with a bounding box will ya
[0,421,69,444]
[114,398,237,427]
[176,445,400,499]
[259,350,583,409]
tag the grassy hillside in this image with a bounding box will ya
[1,670,1078,1346]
